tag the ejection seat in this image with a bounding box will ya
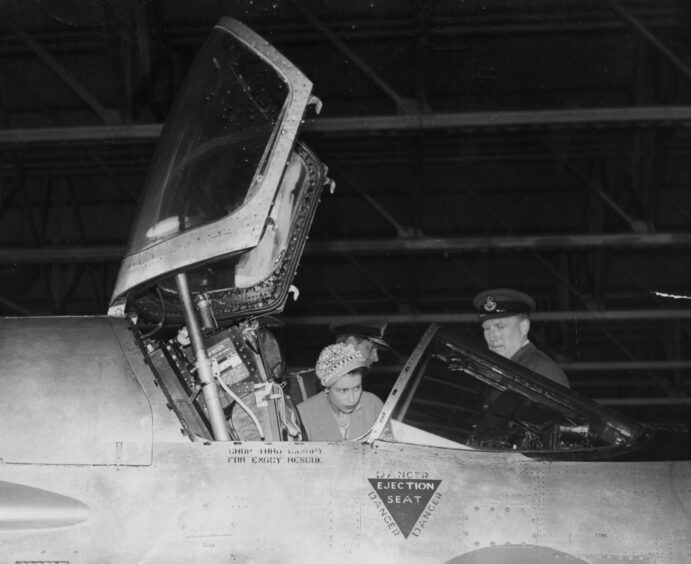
[145,319,303,442]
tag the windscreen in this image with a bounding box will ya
[126,142,325,323]
[388,333,642,454]
[127,27,288,255]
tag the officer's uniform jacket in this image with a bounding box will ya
[511,341,570,388]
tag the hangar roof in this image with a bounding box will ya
[0,0,689,424]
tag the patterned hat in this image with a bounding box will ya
[473,288,536,320]
[315,343,368,388]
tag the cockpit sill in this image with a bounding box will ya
[134,311,691,462]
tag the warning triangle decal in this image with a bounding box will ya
[368,478,442,538]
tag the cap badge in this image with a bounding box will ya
[483,296,497,312]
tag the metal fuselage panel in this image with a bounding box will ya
[1,440,691,562]
[2,319,690,562]
[0,316,184,466]
[0,316,152,465]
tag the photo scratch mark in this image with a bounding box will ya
[653,291,691,300]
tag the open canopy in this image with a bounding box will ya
[110,18,325,324]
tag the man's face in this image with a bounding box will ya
[345,336,379,366]
[327,372,364,414]
[481,315,529,359]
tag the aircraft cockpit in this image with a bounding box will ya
[103,18,688,463]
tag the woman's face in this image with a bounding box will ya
[327,371,364,414]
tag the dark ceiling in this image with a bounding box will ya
[1,0,690,424]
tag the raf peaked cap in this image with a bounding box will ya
[473,288,536,320]
[329,321,391,349]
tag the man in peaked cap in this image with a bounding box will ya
[329,321,391,368]
[473,288,570,388]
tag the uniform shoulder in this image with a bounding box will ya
[520,343,570,388]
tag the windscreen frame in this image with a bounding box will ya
[111,17,315,306]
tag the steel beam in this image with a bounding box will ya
[367,361,691,376]
[281,310,691,326]
[603,0,691,85]
[597,397,691,407]
[306,106,691,133]
[328,161,412,236]
[0,294,30,315]
[2,107,691,145]
[288,0,416,114]
[565,360,691,371]
[0,232,689,264]
[0,246,124,264]
[0,124,161,144]
[303,233,691,255]
[7,25,117,124]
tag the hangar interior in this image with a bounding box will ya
[0,0,689,426]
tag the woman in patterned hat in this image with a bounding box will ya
[296,343,383,441]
